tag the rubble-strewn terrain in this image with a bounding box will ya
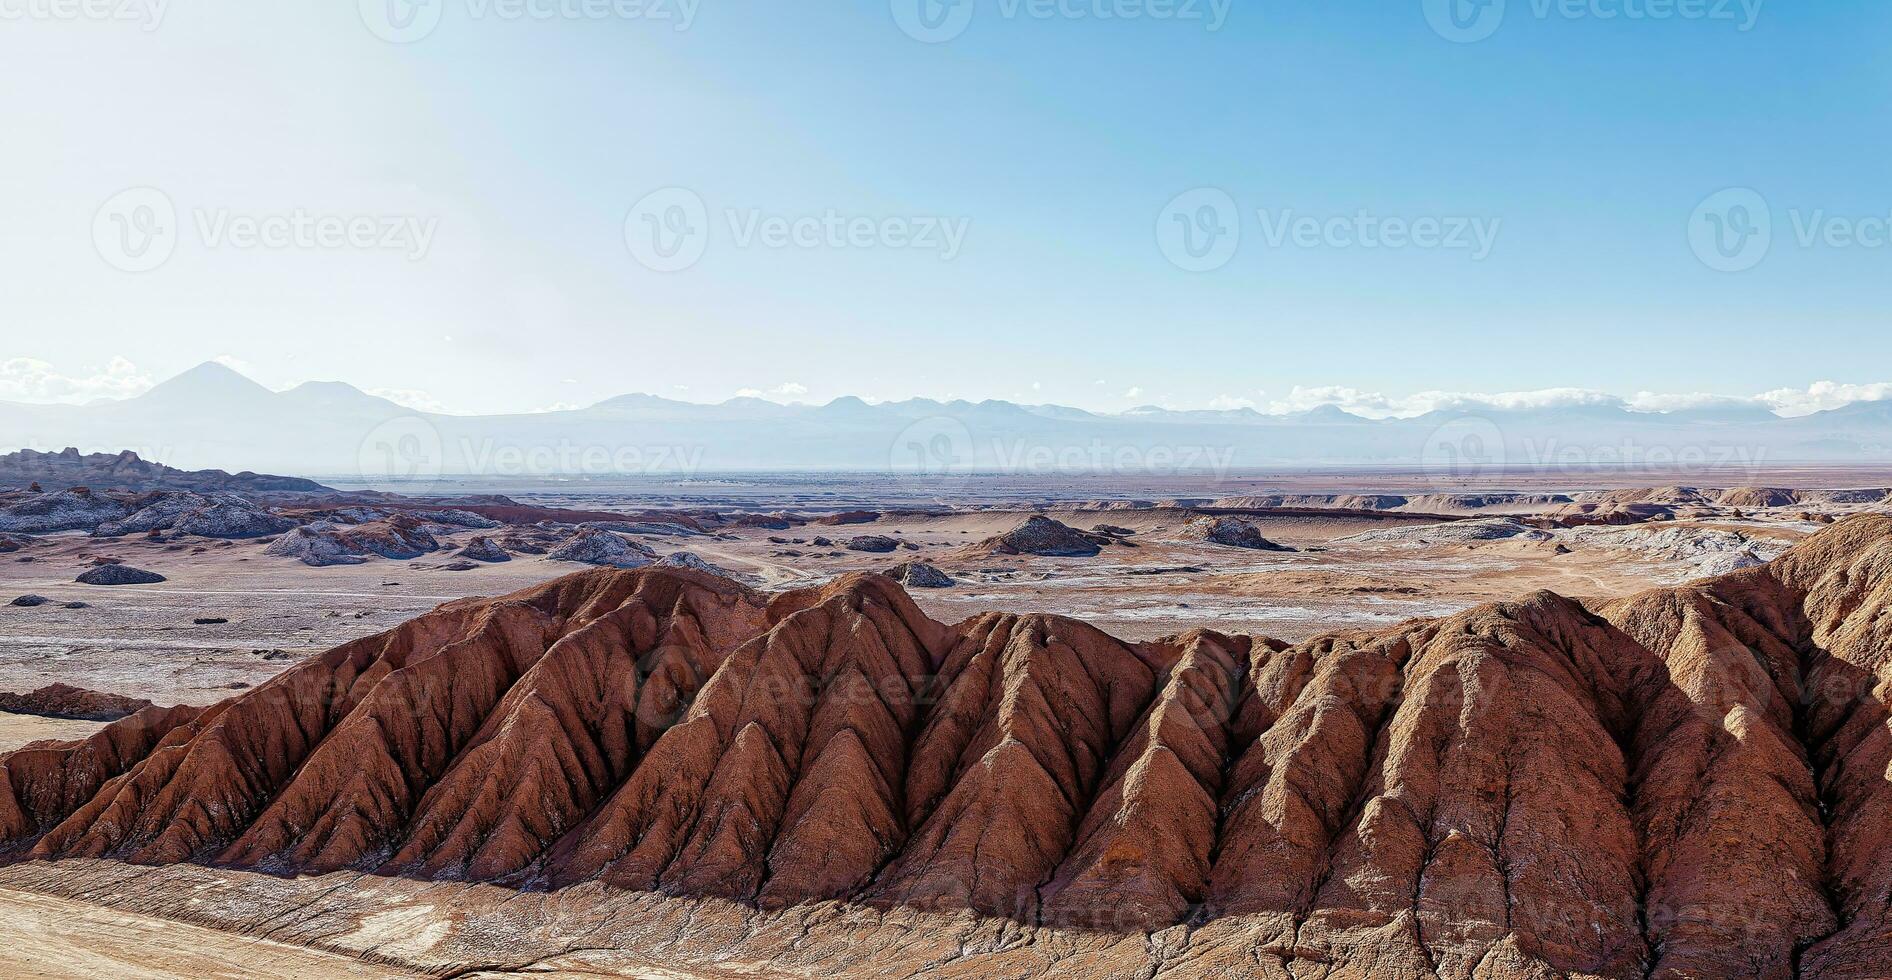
[2,515,1892,977]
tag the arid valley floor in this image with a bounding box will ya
[4,463,1892,977]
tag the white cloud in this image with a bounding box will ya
[367,387,455,414]
[212,354,257,377]
[1122,387,1143,399]
[0,357,152,404]
[1263,385,1628,419]
[1254,382,1892,420]
[1755,381,1892,418]
[526,401,584,414]
[735,382,810,402]
[1207,394,1257,411]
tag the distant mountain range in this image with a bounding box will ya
[3,362,1891,482]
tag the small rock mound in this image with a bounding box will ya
[979,516,1111,557]
[76,564,166,586]
[9,595,49,607]
[813,510,880,526]
[457,536,512,563]
[1180,516,1293,551]
[0,534,31,553]
[548,528,656,568]
[1341,518,1554,546]
[845,535,901,554]
[884,561,954,588]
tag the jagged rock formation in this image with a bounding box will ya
[844,534,899,553]
[0,448,330,493]
[1180,515,1293,551]
[7,517,1892,977]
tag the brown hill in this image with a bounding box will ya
[7,517,1892,977]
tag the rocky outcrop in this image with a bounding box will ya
[1180,515,1293,550]
[0,488,129,534]
[843,535,899,553]
[1342,516,1555,545]
[10,517,1892,978]
[94,492,298,539]
[977,515,1113,557]
[0,684,156,722]
[0,448,329,493]
[74,565,165,586]
[883,561,953,588]
[264,518,441,567]
[548,528,656,568]
[456,536,511,563]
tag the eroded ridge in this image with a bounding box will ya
[5,516,1892,978]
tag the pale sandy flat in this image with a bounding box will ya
[0,886,417,979]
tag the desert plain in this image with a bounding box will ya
[3,460,1892,978]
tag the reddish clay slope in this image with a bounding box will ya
[5,517,1892,979]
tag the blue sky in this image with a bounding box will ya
[2,0,1889,415]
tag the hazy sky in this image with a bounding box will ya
[2,0,1889,415]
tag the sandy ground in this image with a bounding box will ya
[0,712,104,753]
[0,886,417,978]
[0,505,1817,722]
[0,485,1865,978]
